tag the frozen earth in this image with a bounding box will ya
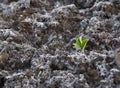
[0,0,120,88]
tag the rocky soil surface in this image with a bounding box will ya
[0,0,120,88]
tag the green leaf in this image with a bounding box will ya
[76,37,83,47]
[76,37,81,45]
[81,39,89,51]
[78,36,82,44]
[73,43,81,49]
[73,36,89,51]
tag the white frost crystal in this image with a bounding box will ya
[2,0,30,17]
[115,48,120,67]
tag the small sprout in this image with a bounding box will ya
[73,36,89,52]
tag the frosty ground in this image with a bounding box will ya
[0,0,120,88]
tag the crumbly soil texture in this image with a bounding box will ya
[0,0,120,88]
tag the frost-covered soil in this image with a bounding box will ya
[0,0,120,88]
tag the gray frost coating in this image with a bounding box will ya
[0,0,120,88]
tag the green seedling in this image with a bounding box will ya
[73,36,89,52]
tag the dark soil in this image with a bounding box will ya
[0,0,120,88]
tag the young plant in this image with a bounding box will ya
[73,36,89,52]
